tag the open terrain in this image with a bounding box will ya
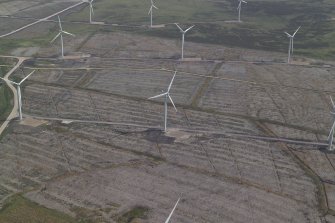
[0,0,335,222]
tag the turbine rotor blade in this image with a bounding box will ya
[90,4,94,15]
[284,32,292,37]
[330,96,335,109]
[0,77,18,85]
[329,120,335,140]
[58,16,62,31]
[242,0,247,3]
[148,92,167,99]
[237,2,241,10]
[62,30,75,37]
[19,70,36,85]
[2,77,18,85]
[293,26,301,37]
[164,198,181,223]
[184,25,195,33]
[148,6,152,15]
[9,80,18,85]
[51,32,61,43]
[168,95,177,112]
[167,71,177,92]
[175,23,184,32]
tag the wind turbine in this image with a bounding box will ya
[84,0,95,24]
[328,96,335,151]
[175,23,195,60]
[51,16,75,58]
[148,0,158,27]
[284,26,301,64]
[237,0,247,22]
[165,197,181,223]
[0,70,36,120]
[148,71,177,132]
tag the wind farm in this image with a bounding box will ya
[0,0,335,223]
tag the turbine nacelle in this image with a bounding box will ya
[82,0,94,4]
[175,23,195,34]
[148,0,158,15]
[148,71,177,112]
[284,32,293,38]
[237,0,247,10]
[150,0,158,8]
[284,26,301,38]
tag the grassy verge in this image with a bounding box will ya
[0,84,13,124]
[117,206,149,223]
[0,195,81,223]
[0,37,49,56]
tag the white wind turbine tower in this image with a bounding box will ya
[0,70,35,120]
[148,71,177,132]
[148,0,158,27]
[284,26,301,63]
[237,0,247,22]
[175,23,195,60]
[85,0,95,24]
[328,96,335,151]
[51,16,75,58]
[165,197,181,223]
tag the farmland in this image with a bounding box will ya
[0,0,335,222]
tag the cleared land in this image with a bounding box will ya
[3,50,333,222]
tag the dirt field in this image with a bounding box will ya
[2,46,333,222]
[0,120,321,222]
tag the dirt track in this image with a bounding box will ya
[0,56,27,136]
